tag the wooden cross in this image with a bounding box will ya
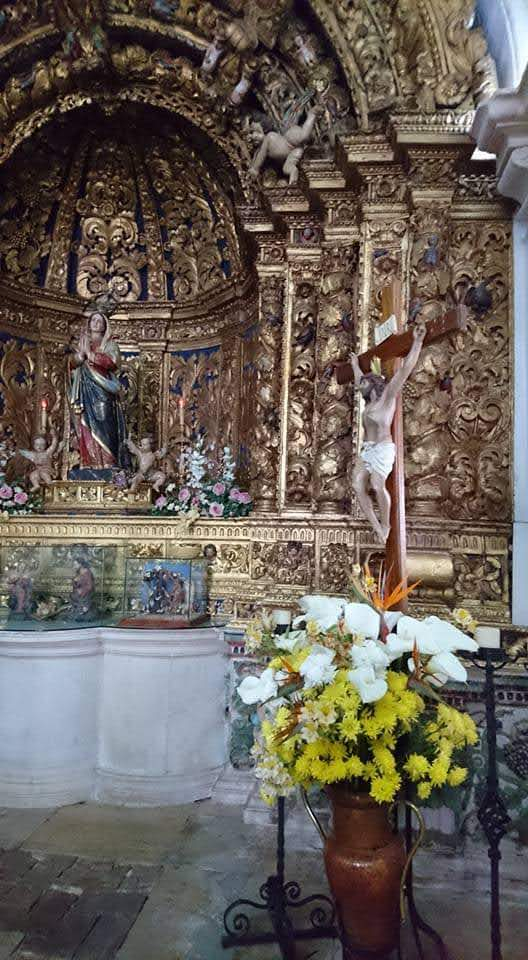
[335,281,467,610]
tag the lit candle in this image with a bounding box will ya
[178,396,185,436]
[272,609,292,628]
[40,398,48,433]
[475,626,501,649]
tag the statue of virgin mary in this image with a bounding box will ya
[69,310,129,473]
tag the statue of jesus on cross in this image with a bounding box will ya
[350,322,426,545]
[335,279,467,605]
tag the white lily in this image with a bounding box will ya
[275,629,306,653]
[343,602,381,639]
[300,644,337,687]
[348,665,388,703]
[294,595,347,630]
[386,614,478,662]
[350,638,390,673]
[407,651,468,686]
[347,638,390,703]
[238,667,278,705]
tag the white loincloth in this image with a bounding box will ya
[360,441,396,481]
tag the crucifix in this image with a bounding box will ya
[335,280,467,609]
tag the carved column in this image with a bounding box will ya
[283,254,321,512]
[313,247,356,513]
[250,264,285,513]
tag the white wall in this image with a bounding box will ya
[478,0,528,87]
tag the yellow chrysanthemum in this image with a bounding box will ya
[447,766,468,787]
[395,689,424,722]
[429,757,450,787]
[417,781,432,800]
[373,694,398,733]
[361,714,384,739]
[387,671,409,695]
[345,755,364,777]
[370,773,400,803]
[325,758,350,782]
[381,732,397,750]
[372,743,396,774]
[404,754,430,782]
[339,715,361,741]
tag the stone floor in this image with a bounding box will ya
[0,802,525,960]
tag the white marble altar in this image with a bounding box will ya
[0,627,226,807]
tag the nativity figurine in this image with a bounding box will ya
[126,436,168,494]
[18,432,63,491]
[350,322,426,544]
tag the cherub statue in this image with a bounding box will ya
[248,104,320,185]
[126,436,168,493]
[19,433,63,491]
[349,324,426,544]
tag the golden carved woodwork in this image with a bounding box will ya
[44,480,152,509]
[0,334,36,449]
[249,272,284,511]
[0,117,245,306]
[286,273,319,506]
[404,218,511,522]
[0,2,516,629]
[314,249,356,512]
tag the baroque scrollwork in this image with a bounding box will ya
[405,220,511,523]
[314,248,356,511]
[286,275,319,506]
[249,273,284,510]
[0,333,36,447]
[252,541,314,586]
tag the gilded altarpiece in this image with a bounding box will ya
[0,0,514,629]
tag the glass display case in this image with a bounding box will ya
[120,558,209,628]
[0,543,124,630]
[0,544,210,630]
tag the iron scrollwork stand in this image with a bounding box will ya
[221,794,338,958]
[468,642,526,960]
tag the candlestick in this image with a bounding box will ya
[476,626,501,649]
[272,609,292,628]
[39,397,48,434]
[178,396,185,436]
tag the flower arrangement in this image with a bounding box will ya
[152,437,252,519]
[0,430,42,518]
[238,569,479,806]
[0,478,42,519]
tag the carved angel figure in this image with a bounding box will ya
[126,436,168,493]
[19,433,63,491]
[248,99,320,185]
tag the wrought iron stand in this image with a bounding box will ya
[398,801,451,960]
[471,646,513,960]
[221,795,338,958]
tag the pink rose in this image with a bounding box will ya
[178,487,191,502]
[155,495,167,508]
[0,485,13,500]
[191,497,200,507]
[212,482,226,496]
[209,502,224,517]
[229,487,241,501]
[238,491,251,504]
[13,492,28,505]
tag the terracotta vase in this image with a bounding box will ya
[323,784,406,958]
